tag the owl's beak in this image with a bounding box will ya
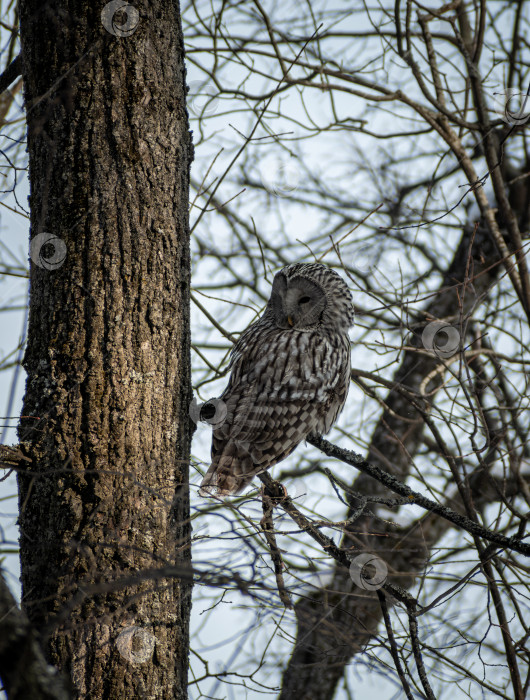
[287,316,294,327]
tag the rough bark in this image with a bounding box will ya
[15,1,193,698]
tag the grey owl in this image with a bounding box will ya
[199,262,354,496]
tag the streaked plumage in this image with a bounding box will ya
[199,262,354,496]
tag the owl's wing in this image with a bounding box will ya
[317,340,351,434]
[200,332,350,496]
[200,374,322,496]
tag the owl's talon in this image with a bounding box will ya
[261,479,288,503]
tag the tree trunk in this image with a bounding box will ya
[17,1,193,697]
[280,209,517,698]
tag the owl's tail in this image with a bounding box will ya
[199,441,256,497]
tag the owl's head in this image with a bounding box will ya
[268,263,354,331]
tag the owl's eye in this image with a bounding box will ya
[298,296,311,305]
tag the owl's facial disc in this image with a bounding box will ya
[271,274,326,329]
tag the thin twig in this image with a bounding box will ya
[260,491,292,608]
[378,589,415,700]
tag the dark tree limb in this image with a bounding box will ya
[0,55,22,96]
[0,445,28,471]
[405,598,437,700]
[309,436,530,557]
[260,490,293,608]
[0,571,70,700]
[377,590,414,700]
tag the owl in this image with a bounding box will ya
[199,262,354,496]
